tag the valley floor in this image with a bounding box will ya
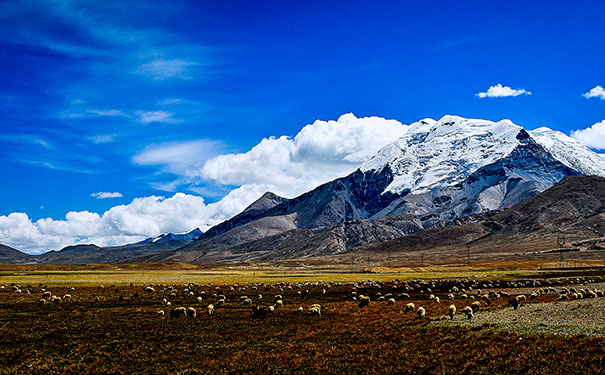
[0,267,604,374]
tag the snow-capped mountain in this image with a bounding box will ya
[131,228,203,246]
[183,115,605,256]
[361,115,605,195]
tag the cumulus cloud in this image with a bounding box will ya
[571,120,605,150]
[2,113,410,254]
[90,192,123,199]
[0,190,262,254]
[476,84,532,98]
[199,113,408,197]
[582,85,605,100]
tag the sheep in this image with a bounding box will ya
[217,298,225,306]
[268,305,275,312]
[298,307,304,312]
[42,291,52,298]
[434,296,440,304]
[63,294,71,300]
[242,298,252,305]
[197,296,203,303]
[144,286,155,293]
[358,295,370,308]
[470,301,481,311]
[387,298,395,305]
[38,299,47,305]
[207,304,215,315]
[404,302,415,314]
[517,295,527,303]
[251,305,267,318]
[157,310,165,317]
[274,300,283,308]
[170,307,187,318]
[463,306,473,319]
[509,297,521,310]
[448,293,455,300]
[186,307,197,319]
[448,304,456,319]
[309,306,321,316]
[417,306,426,319]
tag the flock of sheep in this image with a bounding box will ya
[2,275,603,323]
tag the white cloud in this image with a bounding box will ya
[133,140,224,175]
[583,85,605,100]
[136,110,174,124]
[90,192,123,199]
[476,84,532,98]
[199,113,408,198]
[1,113,410,254]
[571,120,605,150]
[0,191,260,254]
[137,59,198,80]
[89,134,117,144]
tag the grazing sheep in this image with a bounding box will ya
[63,294,71,300]
[38,299,47,305]
[448,294,455,300]
[144,286,155,293]
[242,298,252,305]
[517,295,527,303]
[377,296,385,302]
[274,300,283,308]
[197,296,203,303]
[186,307,197,319]
[298,307,304,312]
[448,304,456,319]
[309,306,321,316]
[417,306,426,319]
[387,298,395,305]
[470,301,481,311]
[217,298,225,306]
[463,306,473,319]
[358,295,370,308]
[207,304,215,315]
[42,291,52,298]
[509,297,520,310]
[434,296,440,304]
[404,302,415,314]
[170,307,187,318]
[399,293,411,300]
[251,305,267,318]
[268,305,275,312]
[157,310,165,316]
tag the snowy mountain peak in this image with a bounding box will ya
[360,115,605,195]
[529,127,605,177]
[361,116,527,194]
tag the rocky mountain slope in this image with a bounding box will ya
[178,116,605,257]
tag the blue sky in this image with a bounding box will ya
[1,1,605,252]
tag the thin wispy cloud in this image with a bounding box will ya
[583,85,605,100]
[138,59,200,80]
[89,134,117,144]
[476,84,532,98]
[91,192,123,199]
[136,110,175,124]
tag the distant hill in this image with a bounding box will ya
[0,243,32,264]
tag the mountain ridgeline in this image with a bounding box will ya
[3,115,605,264]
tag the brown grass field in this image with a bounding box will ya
[0,263,604,374]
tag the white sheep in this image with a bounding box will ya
[463,306,473,319]
[448,304,456,319]
[157,310,165,316]
[207,304,215,315]
[404,302,415,314]
[186,307,197,319]
[417,306,426,319]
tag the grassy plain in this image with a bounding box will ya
[0,264,604,374]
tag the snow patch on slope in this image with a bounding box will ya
[530,127,605,177]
